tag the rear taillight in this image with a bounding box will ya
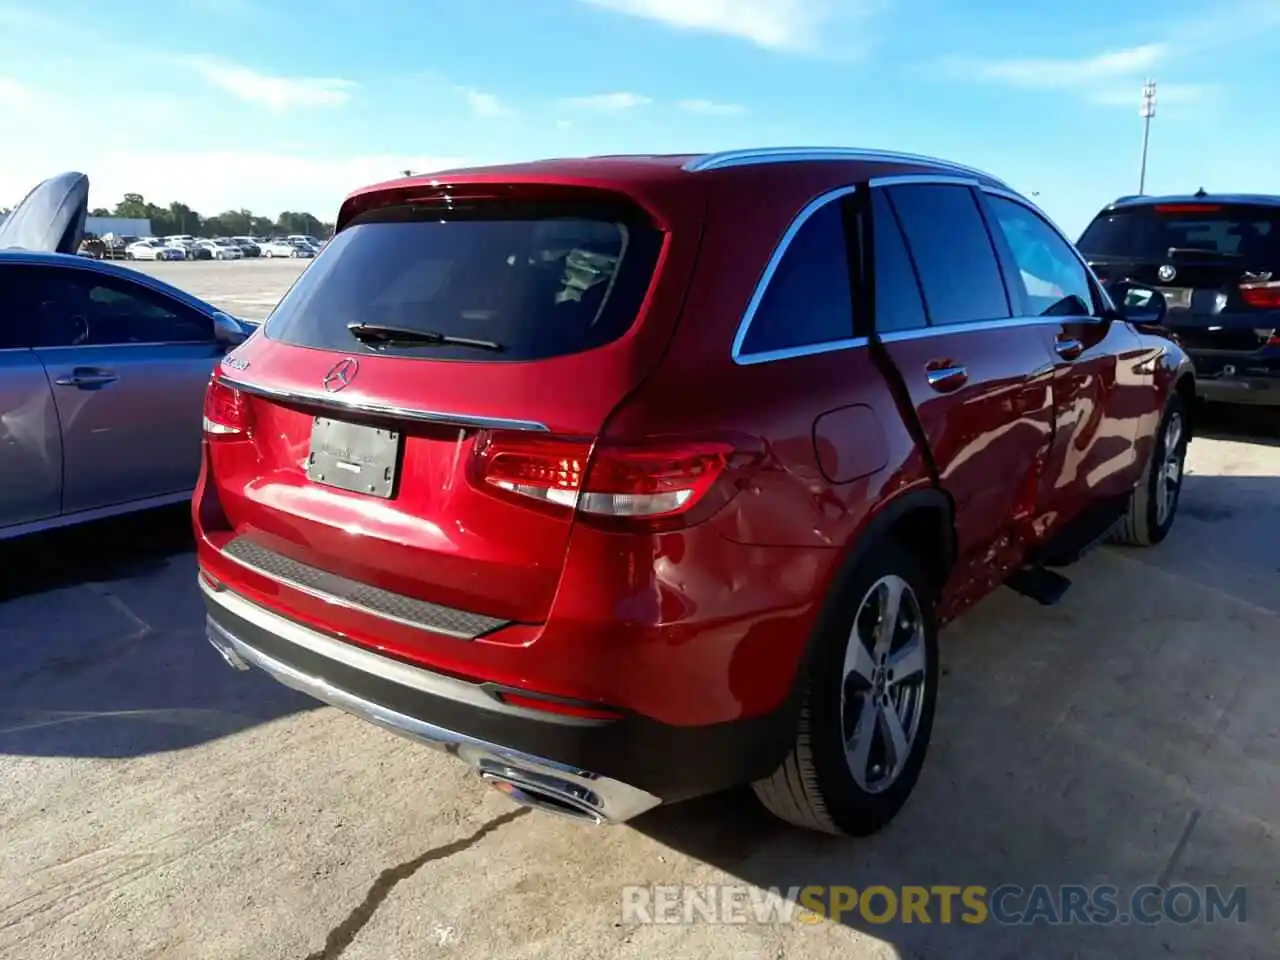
[202,378,250,437]
[1240,280,1280,310]
[471,432,761,529]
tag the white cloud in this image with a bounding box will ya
[180,56,357,112]
[677,98,747,116]
[0,76,37,111]
[458,86,514,117]
[578,0,836,52]
[941,43,1166,90]
[558,91,653,111]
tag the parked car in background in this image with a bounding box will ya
[1078,192,1280,407]
[286,233,325,250]
[0,171,255,540]
[77,233,107,259]
[231,236,262,257]
[100,234,140,259]
[198,238,245,260]
[260,238,314,258]
[127,239,185,261]
[162,235,197,258]
[196,148,1195,836]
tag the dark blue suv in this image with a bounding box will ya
[1078,193,1280,406]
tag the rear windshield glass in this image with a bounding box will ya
[1078,203,1280,266]
[264,199,664,361]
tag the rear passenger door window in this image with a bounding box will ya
[886,184,1010,325]
[985,195,1098,317]
[738,197,855,358]
[870,189,927,333]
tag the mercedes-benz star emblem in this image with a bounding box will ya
[322,357,359,393]
[1158,264,1177,282]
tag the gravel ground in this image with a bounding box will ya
[2,259,1278,960]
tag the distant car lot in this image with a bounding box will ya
[127,257,308,322]
[1,259,1277,959]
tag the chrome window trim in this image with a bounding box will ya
[684,147,1010,189]
[730,185,859,366]
[979,186,1109,317]
[868,173,982,189]
[219,374,551,433]
[735,336,871,366]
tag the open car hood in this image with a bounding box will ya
[0,171,89,254]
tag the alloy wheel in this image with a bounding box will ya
[1156,410,1185,527]
[840,575,930,794]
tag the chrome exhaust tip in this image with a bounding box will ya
[480,769,607,825]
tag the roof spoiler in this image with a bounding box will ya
[0,171,89,254]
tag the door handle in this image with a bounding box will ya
[925,364,968,392]
[55,368,118,389]
[1054,337,1084,360]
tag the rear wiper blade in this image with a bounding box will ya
[1166,247,1241,259]
[346,322,504,351]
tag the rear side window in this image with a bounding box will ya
[870,189,927,333]
[1078,203,1280,268]
[738,198,855,358]
[887,184,1010,325]
[265,199,663,361]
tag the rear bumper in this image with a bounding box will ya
[199,572,796,819]
[1189,353,1280,406]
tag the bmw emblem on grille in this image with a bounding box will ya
[322,357,359,392]
[1158,264,1177,282]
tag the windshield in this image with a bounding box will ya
[1078,203,1280,266]
[264,199,663,362]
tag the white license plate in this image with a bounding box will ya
[1154,286,1192,310]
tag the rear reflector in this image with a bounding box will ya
[203,378,250,436]
[471,431,760,529]
[495,691,624,720]
[1240,280,1280,310]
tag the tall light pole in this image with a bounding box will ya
[1139,79,1157,194]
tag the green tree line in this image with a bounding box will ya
[90,194,334,239]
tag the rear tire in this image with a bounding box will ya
[1110,392,1188,547]
[752,540,939,836]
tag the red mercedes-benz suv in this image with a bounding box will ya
[195,147,1194,836]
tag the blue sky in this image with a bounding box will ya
[1,0,1277,237]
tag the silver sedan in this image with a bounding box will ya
[0,172,255,540]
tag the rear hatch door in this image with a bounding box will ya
[1079,200,1280,353]
[207,180,701,625]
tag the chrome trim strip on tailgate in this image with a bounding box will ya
[219,374,550,432]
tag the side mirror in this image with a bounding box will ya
[1108,281,1168,327]
[212,311,247,346]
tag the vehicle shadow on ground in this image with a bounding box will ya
[630,548,1278,957]
[0,506,316,759]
